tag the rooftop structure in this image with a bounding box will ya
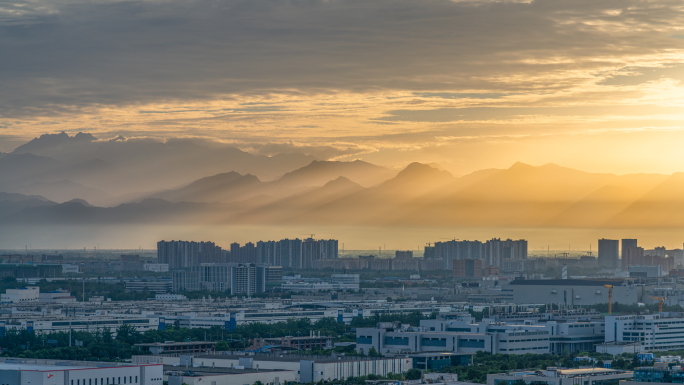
[487,367,632,385]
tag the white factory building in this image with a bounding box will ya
[1,287,40,304]
[0,359,162,385]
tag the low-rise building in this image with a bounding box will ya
[125,280,172,293]
[410,352,472,371]
[249,332,333,351]
[0,357,163,385]
[154,294,187,301]
[167,366,296,385]
[1,287,39,303]
[487,368,632,385]
[135,341,215,355]
[62,264,81,274]
[605,313,684,351]
[39,289,77,303]
[133,353,412,383]
[356,320,550,355]
[143,264,169,273]
[624,366,684,385]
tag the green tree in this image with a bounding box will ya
[215,341,230,351]
[368,347,380,357]
[405,369,422,380]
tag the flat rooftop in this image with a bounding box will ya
[136,341,215,347]
[192,353,400,364]
[0,361,156,372]
[163,365,291,375]
[558,368,621,376]
[409,352,474,357]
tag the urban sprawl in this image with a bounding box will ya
[1,237,684,385]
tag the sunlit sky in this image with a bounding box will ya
[2,0,684,176]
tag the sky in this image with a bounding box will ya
[2,0,684,176]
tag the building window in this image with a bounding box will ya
[119,378,121,384]
[135,377,138,384]
[124,377,126,384]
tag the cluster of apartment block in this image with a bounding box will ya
[172,263,282,295]
[158,238,338,269]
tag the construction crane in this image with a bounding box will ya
[604,285,614,315]
[301,234,315,239]
[650,296,666,313]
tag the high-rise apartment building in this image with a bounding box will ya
[302,238,321,269]
[257,240,278,265]
[395,250,413,259]
[277,238,302,268]
[433,238,526,269]
[230,263,266,295]
[598,238,619,269]
[158,240,224,269]
[453,259,482,278]
[172,270,200,292]
[197,263,233,291]
[319,239,339,260]
[621,239,637,264]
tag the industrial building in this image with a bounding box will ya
[0,358,162,385]
[355,320,550,355]
[509,279,643,306]
[605,313,684,352]
[134,341,215,355]
[133,353,412,383]
[487,367,632,385]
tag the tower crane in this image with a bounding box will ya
[604,285,614,315]
[650,296,666,313]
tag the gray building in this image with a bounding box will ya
[231,263,266,295]
[509,279,643,306]
[197,263,233,291]
[125,280,172,293]
[172,270,200,292]
[0,359,163,385]
[487,368,632,385]
[356,320,550,355]
[622,239,638,261]
[598,238,619,268]
[628,265,662,278]
[157,240,224,268]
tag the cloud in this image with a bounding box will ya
[2,0,684,176]
[1,0,683,117]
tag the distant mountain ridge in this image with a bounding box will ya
[4,132,684,228]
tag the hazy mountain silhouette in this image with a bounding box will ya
[7,180,113,206]
[150,172,265,203]
[0,192,56,219]
[145,160,397,204]
[289,162,456,225]
[8,198,228,224]
[237,176,365,224]
[8,132,316,196]
[606,172,684,227]
[3,152,684,229]
[277,160,395,188]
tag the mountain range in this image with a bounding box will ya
[4,132,684,228]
